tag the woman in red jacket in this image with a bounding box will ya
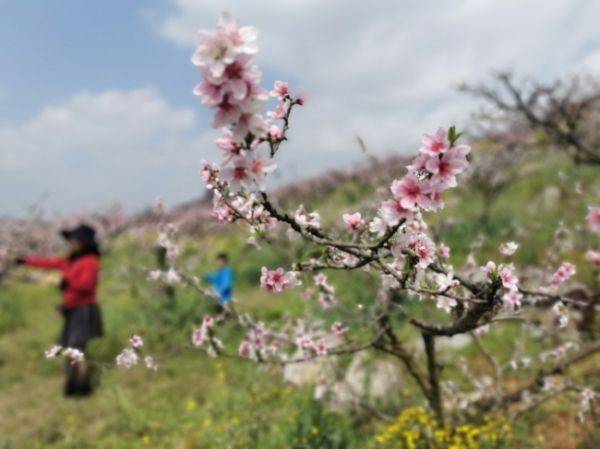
[17,224,103,396]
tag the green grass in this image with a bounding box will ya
[0,280,367,449]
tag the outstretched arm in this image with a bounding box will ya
[22,257,68,270]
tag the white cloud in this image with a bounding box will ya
[157,0,600,176]
[0,87,217,216]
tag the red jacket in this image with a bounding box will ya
[24,255,100,308]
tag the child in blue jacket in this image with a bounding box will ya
[204,253,234,309]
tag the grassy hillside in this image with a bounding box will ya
[0,155,599,448]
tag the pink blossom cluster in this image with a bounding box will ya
[551,302,569,328]
[328,248,359,268]
[237,318,341,362]
[586,249,600,266]
[542,376,559,392]
[238,322,282,361]
[433,272,459,291]
[129,334,144,348]
[295,331,328,356]
[499,241,519,256]
[508,357,531,371]
[547,262,576,287]
[365,128,470,240]
[146,221,186,285]
[436,296,458,313]
[192,314,216,347]
[192,13,263,137]
[144,356,158,371]
[499,265,519,291]
[200,162,225,192]
[474,324,490,337]
[210,190,278,233]
[44,345,84,364]
[192,14,295,193]
[157,223,179,262]
[481,262,523,310]
[147,267,183,285]
[437,243,451,259]
[115,348,139,369]
[210,192,237,223]
[260,267,301,293]
[313,273,337,309]
[540,342,578,362]
[578,388,597,421]
[502,290,523,310]
[425,273,460,312]
[584,205,600,268]
[116,334,158,371]
[395,129,469,208]
[586,206,600,233]
[379,273,400,292]
[294,205,321,229]
[342,212,365,232]
[393,232,437,269]
[409,233,437,269]
[220,149,276,191]
[330,321,348,337]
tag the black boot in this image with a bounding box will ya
[64,362,93,397]
[64,363,80,397]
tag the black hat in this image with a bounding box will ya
[60,224,97,246]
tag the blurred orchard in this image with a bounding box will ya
[1,12,599,449]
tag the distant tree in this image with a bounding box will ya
[462,126,532,226]
[460,73,600,165]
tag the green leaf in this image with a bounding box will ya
[448,125,463,146]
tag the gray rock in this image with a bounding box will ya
[344,352,403,399]
[283,352,336,387]
[436,334,472,352]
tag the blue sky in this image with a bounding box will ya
[1,0,599,217]
[0,1,198,122]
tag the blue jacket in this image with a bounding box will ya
[204,267,234,303]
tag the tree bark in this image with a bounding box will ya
[155,246,175,305]
[422,333,444,425]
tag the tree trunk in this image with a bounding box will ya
[155,246,175,305]
[422,333,444,425]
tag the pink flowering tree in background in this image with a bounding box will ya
[0,203,128,283]
[129,13,600,427]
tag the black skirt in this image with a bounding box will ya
[60,304,103,350]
